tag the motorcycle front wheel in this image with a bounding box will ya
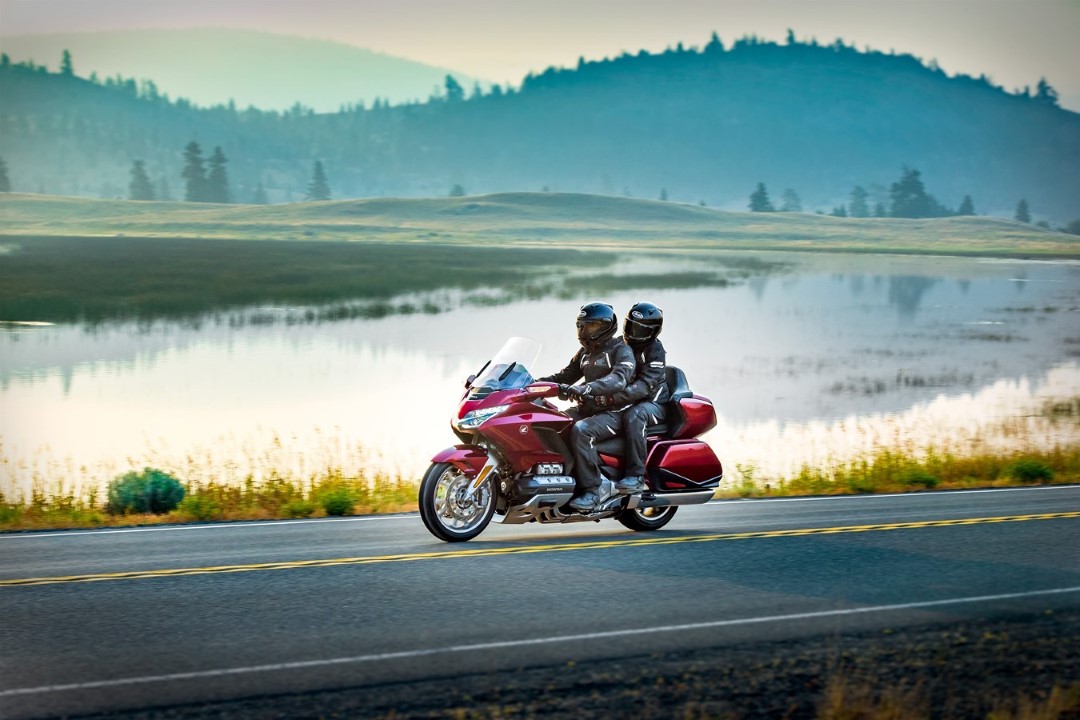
[618,505,678,532]
[419,462,496,542]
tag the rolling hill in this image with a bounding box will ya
[1,192,1074,258]
[0,28,483,111]
[1,35,1078,222]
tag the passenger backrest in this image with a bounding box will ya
[665,366,693,401]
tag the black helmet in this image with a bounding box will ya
[624,301,663,346]
[576,302,617,348]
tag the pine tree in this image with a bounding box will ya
[253,182,269,204]
[889,167,936,218]
[0,156,10,192]
[830,205,848,217]
[874,202,887,218]
[181,141,207,202]
[128,160,155,200]
[444,75,464,102]
[780,189,801,212]
[848,186,869,217]
[1015,199,1031,223]
[659,187,668,201]
[306,161,331,201]
[957,195,975,215]
[205,146,231,203]
[1034,78,1059,107]
[60,50,73,76]
[748,182,774,212]
[449,183,466,197]
[157,175,173,201]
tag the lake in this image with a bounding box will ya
[2,248,1078,500]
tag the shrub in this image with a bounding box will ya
[282,499,316,518]
[899,468,940,489]
[1005,458,1054,484]
[106,468,185,515]
[177,494,223,521]
[320,488,355,516]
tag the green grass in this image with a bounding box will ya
[0,470,416,531]
[723,446,1080,499]
[2,191,1076,257]
[0,235,614,322]
[2,445,1076,532]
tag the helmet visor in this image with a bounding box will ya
[577,319,610,343]
[624,318,654,343]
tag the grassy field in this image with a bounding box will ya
[2,191,1077,257]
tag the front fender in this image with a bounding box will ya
[432,444,490,477]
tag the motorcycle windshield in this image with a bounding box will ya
[468,336,542,399]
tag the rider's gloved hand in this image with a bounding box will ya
[557,384,572,401]
[594,395,611,408]
[564,384,586,402]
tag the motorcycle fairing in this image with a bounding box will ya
[431,444,490,477]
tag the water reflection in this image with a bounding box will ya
[1,251,1078,499]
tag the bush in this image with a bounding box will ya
[1005,458,1054,483]
[319,488,355,516]
[899,468,940,488]
[106,468,185,515]
[282,499,316,518]
[177,494,223,521]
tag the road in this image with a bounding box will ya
[1,486,1079,719]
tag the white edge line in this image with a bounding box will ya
[3,585,1078,699]
[0,514,419,539]
[707,484,1080,504]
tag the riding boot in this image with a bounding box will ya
[616,475,645,494]
[568,483,614,512]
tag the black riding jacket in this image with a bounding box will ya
[608,337,670,408]
[539,335,636,416]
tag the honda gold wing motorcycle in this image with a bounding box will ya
[419,337,724,542]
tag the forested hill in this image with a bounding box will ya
[2,35,1078,221]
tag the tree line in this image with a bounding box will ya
[743,167,1073,231]
[126,143,332,203]
[2,41,1077,219]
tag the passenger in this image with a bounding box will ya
[600,302,669,495]
[538,302,636,512]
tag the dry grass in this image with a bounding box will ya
[0,468,416,531]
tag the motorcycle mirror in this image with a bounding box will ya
[464,374,477,388]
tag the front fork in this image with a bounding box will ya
[468,453,500,498]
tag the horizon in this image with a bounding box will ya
[0,0,1078,112]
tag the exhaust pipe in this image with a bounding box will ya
[637,489,715,508]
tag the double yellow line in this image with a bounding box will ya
[3,511,1078,588]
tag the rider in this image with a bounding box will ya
[601,302,669,495]
[538,302,636,512]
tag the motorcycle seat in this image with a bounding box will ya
[590,367,692,456]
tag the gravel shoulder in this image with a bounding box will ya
[82,608,1080,720]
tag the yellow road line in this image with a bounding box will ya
[3,511,1078,587]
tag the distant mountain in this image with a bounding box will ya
[1,36,1078,222]
[0,28,484,111]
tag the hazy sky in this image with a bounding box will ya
[2,0,1078,109]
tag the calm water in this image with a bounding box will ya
[2,251,1079,497]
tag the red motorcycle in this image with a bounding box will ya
[419,337,724,542]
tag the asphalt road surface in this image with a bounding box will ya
[2,486,1079,719]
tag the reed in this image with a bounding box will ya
[720,445,1080,499]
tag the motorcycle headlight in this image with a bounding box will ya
[454,404,510,431]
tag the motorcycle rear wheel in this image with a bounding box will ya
[618,505,678,532]
[419,462,496,542]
